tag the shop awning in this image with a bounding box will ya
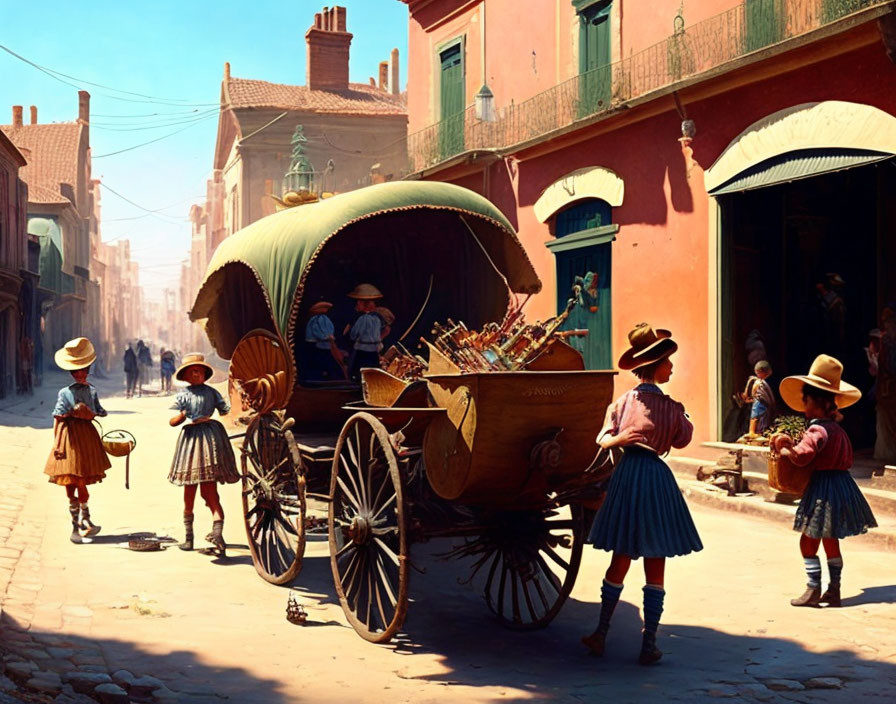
[708,148,892,195]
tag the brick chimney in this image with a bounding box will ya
[30,106,37,124]
[306,6,353,92]
[12,106,23,128]
[390,48,400,95]
[378,61,388,91]
[78,90,90,125]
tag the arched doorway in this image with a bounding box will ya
[706,101,896,454]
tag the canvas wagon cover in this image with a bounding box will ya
[190,181,541,358]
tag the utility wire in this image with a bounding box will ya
[0,43,218,107]
[92,110,219,132]
[93,112,217,158]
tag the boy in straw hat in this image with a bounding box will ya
[772,354,876,608]
[304,301,347,381]
[44,337,110,544]
[168,354,240,554]
[583,323,702,665]
[345,283,385,381]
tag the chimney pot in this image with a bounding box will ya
[29,105,37,124]
[78,90,90,125]
[306,5,353,92]
[378,61,389,91]
[390,49,400,96]
[12,105,23,128]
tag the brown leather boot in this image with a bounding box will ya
[790,586,821,607]
[819,585,841,607]
[638,631,663,665]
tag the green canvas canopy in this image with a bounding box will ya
[191,181,541,360]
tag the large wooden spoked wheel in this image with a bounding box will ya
[481,503,586,629]
[328,413,408,643]
[241,412,306,585]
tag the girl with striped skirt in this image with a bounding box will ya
[45,338,110,544]
[583,323,702,665]
[773,354,876,607]
[169,354,239,554]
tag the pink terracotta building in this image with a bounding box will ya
[401,0,896,458]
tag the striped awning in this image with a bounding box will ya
[709,148,892,195]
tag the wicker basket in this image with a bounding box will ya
[102,430,136,457]
[767,449,812,496]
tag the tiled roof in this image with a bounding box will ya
[27,183,71,206]
[227,77,406,116]
[0,122,83,199]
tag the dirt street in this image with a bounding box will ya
[1,373,896,703]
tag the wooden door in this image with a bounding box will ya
[439,43,465,160]
[578,2,612,118]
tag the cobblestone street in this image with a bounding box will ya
[1,374,896,703]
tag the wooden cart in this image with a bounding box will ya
[190,181,616,642]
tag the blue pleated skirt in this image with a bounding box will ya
[793,471,877,539]
[588,447,703,558]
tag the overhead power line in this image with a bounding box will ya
[0,43,218,107]
[93,112,217,158]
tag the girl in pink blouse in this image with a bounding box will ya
[583,324,702,665]
[773,354,876,608]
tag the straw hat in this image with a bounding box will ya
[347,283,383,300]
[375,306,395,325]
[175,353,214,382]
[309,301,334,315]
[55,337,96,371]
[779,354,861,411]
[617,323,678,370]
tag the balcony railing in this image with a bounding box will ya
[407,0,888,174]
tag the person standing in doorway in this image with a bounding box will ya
[773,355,876,607]
[875,304,896,463]
[582,323,702,665]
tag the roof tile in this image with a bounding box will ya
[0,122,83,200]
[227,76,406,116]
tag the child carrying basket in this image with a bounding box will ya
[772,354,877,608]
[44,338,109,544]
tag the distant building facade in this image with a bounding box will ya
[212,4,407,238]
[0,129,28,397]
[2,93,98,374]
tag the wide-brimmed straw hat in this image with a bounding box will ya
[175,353,214,382]
[617,323,678,370]
[55,337,96,371]
[347,283,383,300]
[309,301,334,315]
[779,354,861,411]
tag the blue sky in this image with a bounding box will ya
[1,1,408,300]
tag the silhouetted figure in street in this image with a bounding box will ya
[123,343,138,399]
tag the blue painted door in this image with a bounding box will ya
[555,200,613,370]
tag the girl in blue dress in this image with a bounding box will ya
[583,323,702,665]
[168,354,239,553]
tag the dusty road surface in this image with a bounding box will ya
[1,372,896,703]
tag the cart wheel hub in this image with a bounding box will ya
[348,515,371,545]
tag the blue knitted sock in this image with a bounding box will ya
[827,557,843,586]
[804,556,822,588]
[642,584,665,636]
[597,580,624,635]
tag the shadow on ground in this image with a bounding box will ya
[286,542,896,703]
[0,612,292,703]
